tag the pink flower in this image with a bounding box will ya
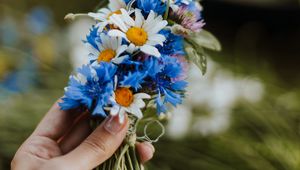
[169,2,205,33]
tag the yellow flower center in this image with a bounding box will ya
[97,49,116,63]
[126,27,148,46]
[115,87,134,107]
[107,10,122,19]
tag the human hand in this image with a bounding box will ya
[11,99,155,170]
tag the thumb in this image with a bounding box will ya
[58,115,128,170]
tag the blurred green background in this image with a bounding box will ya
[1,0,300,169]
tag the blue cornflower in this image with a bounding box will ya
[136,0,167,15]
[157,29,185,55]
[84,26,100,51]
[60,63,117,116]
[115,55,146,91]
[144,56,188,114]
[119,71,147,91]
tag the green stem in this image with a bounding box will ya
[130,146,140,170]
[100,158,105,170]
[167,19,176,26]
[114,145,130,170]
[121,156,125,170]
[126,149,134,170]
[164,0,171,20]
[108,156,112,170]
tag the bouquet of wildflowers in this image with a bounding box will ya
[61,0,220,169]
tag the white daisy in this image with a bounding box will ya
[88,0,126,32]
[109,87,151,123]
[86,33,128,65]
[108,8,168,58]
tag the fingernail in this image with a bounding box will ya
[104,116,126,135]
[144,142,155,153]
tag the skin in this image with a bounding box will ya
[11,99,155,170]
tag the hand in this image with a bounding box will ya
[11,99,155,170]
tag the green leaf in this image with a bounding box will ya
[188,29,222,51]
[185,42,208,75]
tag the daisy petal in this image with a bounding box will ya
[134,93,151,99]
[147,34,166,46]
[135,9,144,27]
[85,43,99,56]
[127,43,137,54]
[112,55,128,64]
[91,61,100,67]
[140,45,161,57]
[119,108,126,123]
[147,20,168,35]
[128,106,143,119]
[146,10,156,22]
[116,45,128,57]
[96,21,109,32]
[120,8,135,26]
[133,99,146,108]
[110,105,120,116]
[110,14,128,32]
[108,30,128,40]
[88,12,107,21]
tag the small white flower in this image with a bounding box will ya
[86,33,128,65]
[108,87,151,123]
[108,9,168,58]
[88,0,126,32]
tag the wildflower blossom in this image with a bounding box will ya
[109,87,151,123]
[119,70,147,91]
[88,0,126,32]
[157,29,185,55]
[136,0,167,15]
[60,63,116,116]
[144,56,188,114]
[169,1,205,34]
[85,26,100,50]
[86,33,128,65]
[108,9,168,57]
